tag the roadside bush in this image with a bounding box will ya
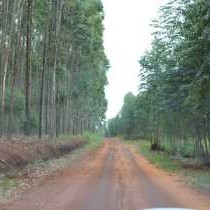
[164,144,178,156]
[81,132,103,149]
[20,112,38,133]
[178,143,195,158]
[163,142,195,158]
[151,143,165,152]
[82,132,101,142]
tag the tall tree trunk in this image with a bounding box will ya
[0,0,9,137]
[38,33,47,139]
[25,0,33,135]
[9,0,20,135]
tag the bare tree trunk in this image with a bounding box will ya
[38,32,47,139]
[25,0,33,135]
[0,0,9,137]
[9,0,21,135]
[54,0,63,137]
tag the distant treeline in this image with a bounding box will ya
[0,0,108,138]
[106,0,210,165]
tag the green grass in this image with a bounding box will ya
[59,131,103,151]
[163,142,195,158]
[138,141,181,172]
[81,132,103,150]
[131,140,210,192]
[182,170,210,191]
[0,177,20,199]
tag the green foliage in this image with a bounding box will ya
[106,116,122,137]
[163,142,195,158]
[81,131,102,149]
[107,0,210,165]
[2,89,24,113]
[20,112,38,132]
[178,143,195,158]
[106,93,140,139]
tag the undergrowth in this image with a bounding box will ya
[81,132,103,150]
[59,132,103,150]
[138,141,181,172]
[0,177,20,200]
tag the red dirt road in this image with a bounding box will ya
[2,140,210,210]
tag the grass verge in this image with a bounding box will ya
[130,140,210,193]
[81,132,103,150]
[138,141,182,172]
[59,132,103,151]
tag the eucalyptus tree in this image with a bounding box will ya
[0,0,108,138]
[107,0,210,165]
[139,0,210,164]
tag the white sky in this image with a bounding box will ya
[103,0,168,119]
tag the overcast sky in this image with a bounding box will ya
[102,0,168,119]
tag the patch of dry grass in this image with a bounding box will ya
[0,137,86,174]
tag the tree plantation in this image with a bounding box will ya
[107,0,210,166]
[1,1,210,208]
[0,0,108,137]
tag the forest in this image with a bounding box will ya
[0,0,108,138]
[106,0,210,166]
[0,1,210,208]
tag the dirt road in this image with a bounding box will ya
[2,140,210,210]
